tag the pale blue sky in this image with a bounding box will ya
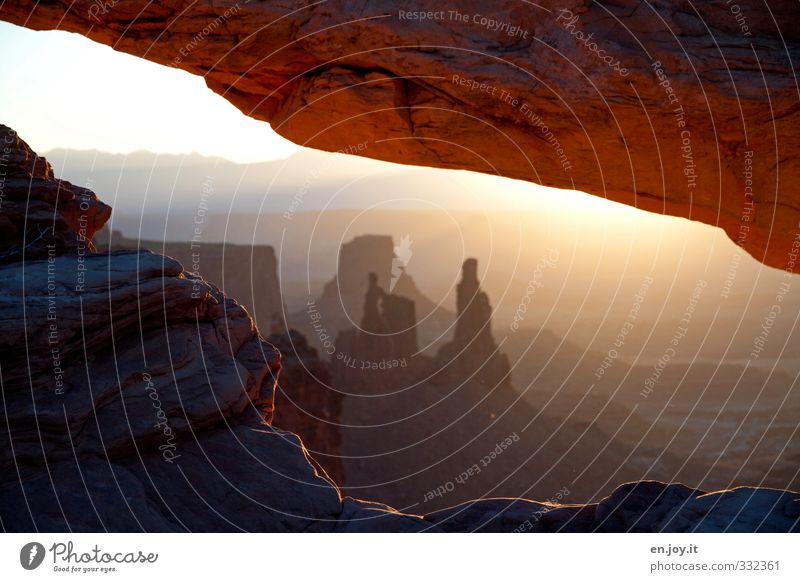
[0,21,300,163]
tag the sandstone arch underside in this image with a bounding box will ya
[2,0,799,268]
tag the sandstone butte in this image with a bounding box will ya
[2,1,799,269]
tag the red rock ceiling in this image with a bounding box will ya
[2,1,798,268]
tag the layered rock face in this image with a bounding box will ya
[95,229,346,485]
[96,229,285,333]
[0,125,110,262]
[2,2,798,268]
[0,125,388,531]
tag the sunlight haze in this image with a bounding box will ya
[0,21,300,163]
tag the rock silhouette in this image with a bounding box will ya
[435,259,511,389]
[293,234,450,355]
[332,273,420,394]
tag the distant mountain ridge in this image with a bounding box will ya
[43,146,485,216]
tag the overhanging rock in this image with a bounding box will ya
[2,1,798,267]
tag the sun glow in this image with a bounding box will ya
[0,21,300,163]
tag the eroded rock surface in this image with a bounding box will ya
[96,229,285,333]
[0,125,110,262]
[2,2,798,268]
[95,229,345,483]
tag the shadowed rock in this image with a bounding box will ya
[435,258,511,389]
[96,229,285,333]
[0,125,110,262]
[332,272,421,394]
[269,329,345,485]
[294,234,449,354]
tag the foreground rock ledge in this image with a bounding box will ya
[2,1,799,268]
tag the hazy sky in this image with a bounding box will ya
[1,19,655,220]
[0,21,300,163]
